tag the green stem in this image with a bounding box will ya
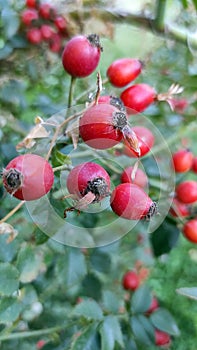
[0,323,75,342]
[154,0,167,31]
[68,76,76,109]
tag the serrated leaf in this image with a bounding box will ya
[16,245,43,283]
[137,314,155,340]
[0,233,19,262]
[131,285,152,314]
[131,315,153,346]
[150,308,180,336]
[102,290,123,314]
[176,287,197,300]
[100,315,124,350]
[70,323,100,350]
[0,297,22,323]
[55,248,87,288]
[90,251,111,274]
[0,263,19,296]
[52,147,71,167]
[71,299,103,321]
[150,218,180,257]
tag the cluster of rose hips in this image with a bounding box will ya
[2,33,190,226]
[170,149,197,243]
[20,0,68,53]
[122,269,171,347]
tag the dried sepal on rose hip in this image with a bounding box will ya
[62,34,103,78]
[64,162,110,217]
[2,154,54,201]
[110,183,157,220]
[123,126,154,158]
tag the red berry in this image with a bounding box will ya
[49,33,62,53]
[146,297,159,314]
[27,28,42,44]
[192,156,197,173]
[79,103,126,149]
[183,219,197,243]
[38,3,56,19]
[120,83,156,113]
[123,126,154,158]
[172,149,193,173]
[122,270,140,291]
[36,340,46,349]
[66,162,110,202]
[176,181,197,204]
[110,183,157,220]
[155,329,171,347]
[26,0,39,8]
[121,166,148,188]
[54,16,67,33]
[62,34,102,78]
[21,9,38,26]
[2,154,54,201]
[40,24,54,41]
[169,198,190,217]
[107,58,142,88]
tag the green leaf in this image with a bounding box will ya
[100,315,124,350]
[131,285,152,314]
[55,248,87,288]
[102,290,123,314]
[90,251,111,274]
[131,315,154,346]
[81,273,102,301]
[0,234,19,262]
[181,0,188,8]
[51,147,71,168]
[0,297,22,323]
[176,287,197,300]
[70,323,100,350]
[150,308,180,336]
[2,8,20,38]
[0,263,19,296]
[71,299,103,321]
[150,218,180,257]
[16,245,43,283]
[192,0,197,10]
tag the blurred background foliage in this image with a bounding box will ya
[0,0,197,349]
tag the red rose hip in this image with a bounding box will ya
[107,58,142,88]
[120,83,156,113]
[79,103,126,149]
[123,126,154,158]
[21,9,38,26]
[122,270,140,291]
[2,154,54,201]
[176,180,197,204]
[110,183,157,220]
[192,156,197,173]
[172,149,193,173]
[183,219,197,243]
[155,329,171,347]
[66,162,110,202]
[121,166,148,188]
[62,34,102,78]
